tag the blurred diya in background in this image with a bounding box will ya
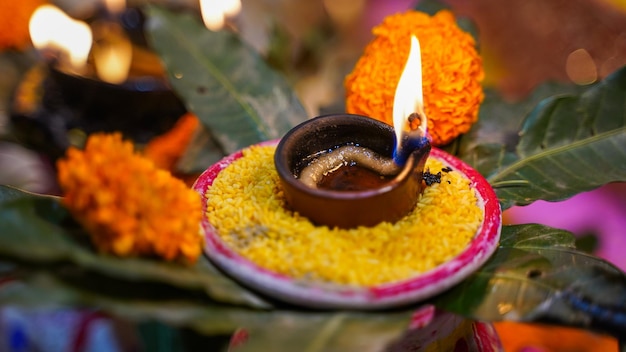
[10,1,186,159]
[194,36,502,308]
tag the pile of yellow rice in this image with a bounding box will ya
[206,145,483,286]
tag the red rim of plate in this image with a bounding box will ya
[193,139,502,309]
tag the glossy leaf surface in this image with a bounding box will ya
[2,186,626,340]
[0,186,270,308]
[456,83,586,168]
[0,267,415,352]
[145,6,308,155]
[435,224,626,337]
[0,265,503,352]
[459,68,626,209]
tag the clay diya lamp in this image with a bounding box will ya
[274,113,430,228]
[274,37,435,228]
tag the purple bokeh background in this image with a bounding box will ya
[506,183,626,271]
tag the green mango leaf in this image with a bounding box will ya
[2,263,499,352]
[0,186,271,308]
[144,5,308,155]
[457,83,587,164]
[0,268,414,352]
[4,185,624,340]
[0,184,37,202]
[461,67,626,209]
[434,224,626,338]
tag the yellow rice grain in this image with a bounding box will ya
[206,145,483,286]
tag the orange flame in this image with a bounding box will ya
[92,20,132,84]
[199,0,242,31]
[392,35,427,145]
[104,0,126,14]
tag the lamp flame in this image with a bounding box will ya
[92,21,132,84]
[104,0,126,14]
[392,35,429,165]
[199,0,242,31]
[29,5,93,74]
[222,0,242,17]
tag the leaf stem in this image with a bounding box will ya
[491,180,530,188]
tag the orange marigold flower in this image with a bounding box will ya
[0,0,47,50]
[144,112,200,171]
[345,10,485,146]
[57,133,204,264]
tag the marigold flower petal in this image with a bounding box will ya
[56,132,204,264]
[345,10,485,146]
[144,112,200,171]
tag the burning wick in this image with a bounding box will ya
[392,35,430,166]
[299,145,400,189]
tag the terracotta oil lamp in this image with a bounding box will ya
[275,36,431,228]
[274,113,430,228]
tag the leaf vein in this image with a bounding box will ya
[489,128,626,184]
